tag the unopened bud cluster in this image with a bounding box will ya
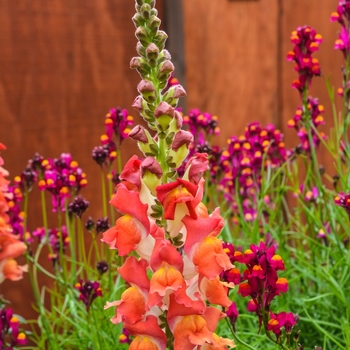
[129,0,191,182]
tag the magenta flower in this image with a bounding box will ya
[0,307,26,348]
[287,26,323,93]
[287,97,326,154]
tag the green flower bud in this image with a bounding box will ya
[146,43,159,61]
[162,85,187,107]
[132,96,155,123]
[132,13,145,27]
[130,57,151,77]
[135,26,149,46]
[154,30,168,50]
[138,80,157,103]
[140,3,152,19]
[129,125,158,156]
[148,15,161,36]
[154,101,175,131]
[141,157,162,195]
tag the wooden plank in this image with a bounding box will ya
[0,0,163,322]
[183,0,279,145]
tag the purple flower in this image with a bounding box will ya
[75,280,102,311]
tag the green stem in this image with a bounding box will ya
[224,318,255,350]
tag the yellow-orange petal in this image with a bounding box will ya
[193,236,233,279]
[129,336,159,350]
[200,276,231,307]
[174,315,213,350]
[105,286,146,325]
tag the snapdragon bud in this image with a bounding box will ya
[137,80,157,103]
[130,57,151,76]
[163,84,187,107]
[167,130,193,169]
[154,101,175,133]
[135,26,149,47]
[140,157,162,195]
[129,125,158,156]
[132,95,155,123]
[148,15,161,36]
[146,43,159,61]
[154,30,168,50]
[168,110,183,134]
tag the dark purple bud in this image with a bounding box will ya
[68,196,90,218]
[96,217,110,234]
[85,216,95,231]
[96,260,109,275]
[92,146,109,166]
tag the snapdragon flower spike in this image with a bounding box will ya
[287,97,326,154]
[102,0,235,348]
[75,280,102,311]
[0,307,27,348]
[287,26,323,93]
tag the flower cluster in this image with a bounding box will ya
[75,280,102,311]
[219,122,290,222]
[101,1,235,348]
[183,108,220,141]
[0,306,26,348]
[0,144,27,284]
[287,97,326,153]
[92,107,133,168]
[287,26,323,93]
[221,239,297,339]
[38,153,88,212]
[334,192,350,217]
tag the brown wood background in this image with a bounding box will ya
[0,0,342,328]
